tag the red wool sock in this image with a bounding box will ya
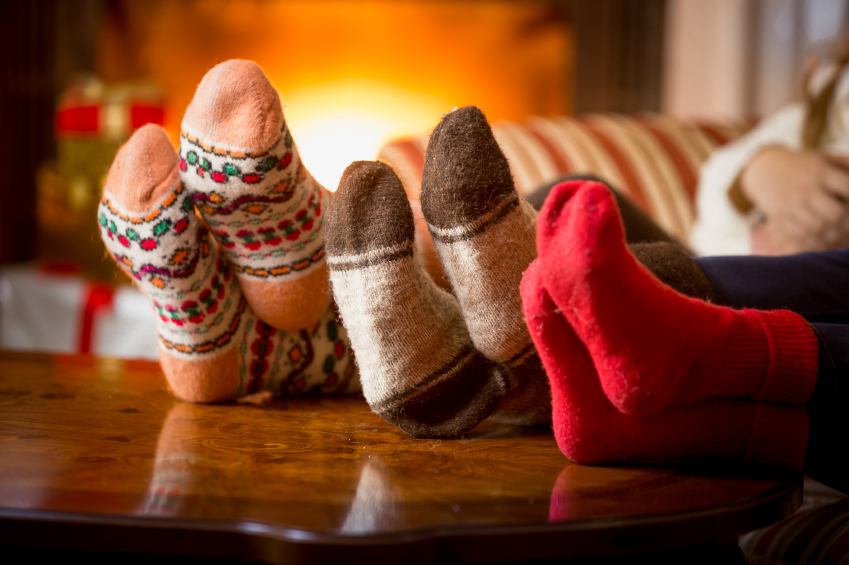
[534,181,818,417]
[520,259,810,471]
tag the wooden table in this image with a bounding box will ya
[0,350,801,564]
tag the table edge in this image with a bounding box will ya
[0,474,803,563]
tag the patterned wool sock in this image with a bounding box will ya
[521,259,810,470]
[179,59,329,331]
[99,125,358,403]
[420,106,550,425]
[535,181,819,417]
[326,160,507,438]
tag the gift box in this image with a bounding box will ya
[36,76,165,282]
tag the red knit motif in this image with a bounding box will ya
[247,320,277,394]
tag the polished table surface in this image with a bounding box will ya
[0,350,801,563]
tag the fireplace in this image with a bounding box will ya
[0,0,666,269]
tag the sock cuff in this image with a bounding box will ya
[721,309,819,405]
[745,402,809,471]
[752,309,819,405]
[720,313,771,399]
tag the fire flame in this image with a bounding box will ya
[283,79,445,190]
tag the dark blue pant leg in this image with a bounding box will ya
[696,253,849,493]
[695,249,849,323]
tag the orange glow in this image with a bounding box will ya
[98,0,571,190]
[284,79,446,189]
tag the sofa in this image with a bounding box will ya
[379,113,748,245]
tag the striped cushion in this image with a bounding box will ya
[739,478,849,565]
[741,501,849,564]
[378,114,748,243]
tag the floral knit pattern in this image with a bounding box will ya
[237,307,360,397]
[98,176,361,397]
[179,123,328,280]
[99,181,248,357]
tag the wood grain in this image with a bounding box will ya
[0,350,801,563]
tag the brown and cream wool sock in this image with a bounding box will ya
[326,161,507,438]
[99,125,359,403]
[420,106,550,425]
[180,60,329,331]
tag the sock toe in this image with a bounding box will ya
[421,106,515,228]
[536,180,624,269]
[327,161,416,256]
[182,59,283,152]
[104,124,180,211]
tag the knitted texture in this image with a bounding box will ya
[327,161,507,438]
[520,258,809,470]
[235,307,359,398]
[535,180,819,417]
[98,125,359,403]
[420,106,550,425]
[180,60,329,331]
[99,127,246,367]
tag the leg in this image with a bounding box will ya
[420,106,550,425]
[696,249,849,323]
[326,161,506,438]
[525,173,679,245]
[535,180,818,416]
[99,125,357,402]
[530,174,715,301]
[179,60,329,331]
[521,258,809,470]
[533,176,849,324]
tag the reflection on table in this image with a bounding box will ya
[0,350,801,563]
